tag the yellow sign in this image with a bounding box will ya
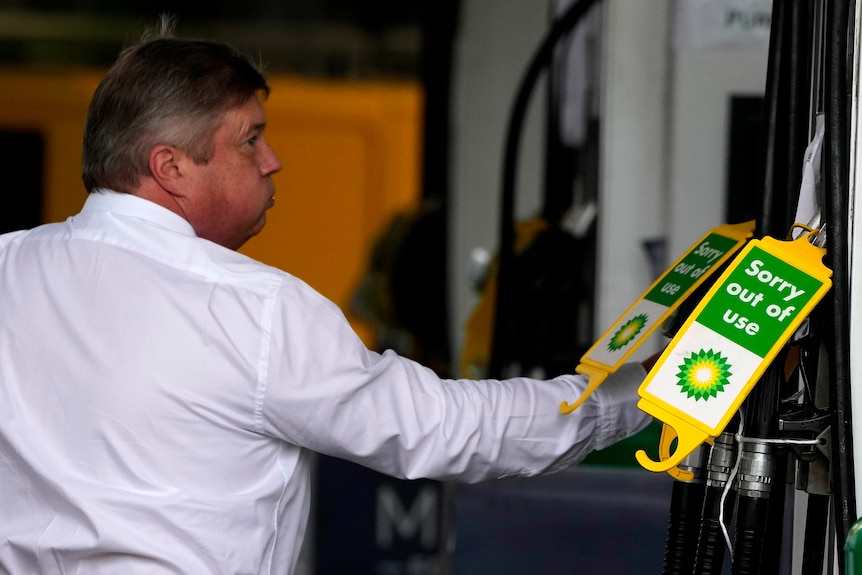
[635,232,832,473]
[561,221,755,413]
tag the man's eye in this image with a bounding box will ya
[247,137,258,146]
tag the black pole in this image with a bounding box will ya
[415,0,459,377]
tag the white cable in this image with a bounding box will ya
[715,409,819,556]
[719,408,745,554]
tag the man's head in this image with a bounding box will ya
[82,19,270,195]
[82,18,283,249]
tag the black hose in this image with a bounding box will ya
[801,493,831,574]
[696,485,736,574]
[694,431,738,575]
[660,442,711,575]
[756,0,812,237]
[663,479,706,575]
[754,0,786,239]
[731,496,772,575]
[780,0,812,232]
[732,0,808,567]
[488,0,600,378]
[822,0,856,558]
[732,363,783,574]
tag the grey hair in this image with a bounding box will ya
[81,16,270,193]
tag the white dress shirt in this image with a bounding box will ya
[0,190,651,574]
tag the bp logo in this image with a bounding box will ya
[607,313,648,352]
[676,349,732,401]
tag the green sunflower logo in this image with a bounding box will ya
[676,349,732,401]
[607,314,648,352]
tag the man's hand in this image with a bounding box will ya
[641,349,665,372]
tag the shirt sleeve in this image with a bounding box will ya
[261,277,653,483]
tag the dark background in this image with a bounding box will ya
[0,1,431,77]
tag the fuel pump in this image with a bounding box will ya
[476,1,856,572]
[644,1,856,574]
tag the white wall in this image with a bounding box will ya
[596,0,670,339]
[666,41,770,259]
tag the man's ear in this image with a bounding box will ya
[149,145,185,197]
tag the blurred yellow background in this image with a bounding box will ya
[0,68,423,346]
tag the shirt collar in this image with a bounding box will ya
[82,189,198,238]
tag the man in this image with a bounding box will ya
[0,20,654,575]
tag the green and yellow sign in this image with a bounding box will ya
[561,221,754,413]
[635,233,832,474]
